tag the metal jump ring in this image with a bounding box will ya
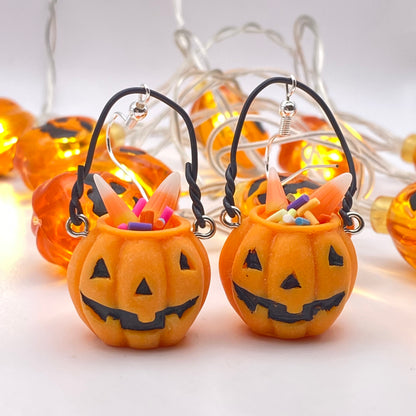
[286,75,297,99]
[344,211,364,234]
[137,84,151,104]
[220,206,242,229]
[66,214,89,238]
[193,215,216,239]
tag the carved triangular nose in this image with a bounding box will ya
[136,278,152,295]
[280,273,301,290]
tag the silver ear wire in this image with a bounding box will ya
[124,84,150,129]
[106,114,149,201]
[279,75,297,136]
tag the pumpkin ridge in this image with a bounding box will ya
[307,232,319,337]
[117,238,129,346]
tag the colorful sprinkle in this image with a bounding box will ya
[287,194,310,211]
[303,210,319,225]
[132,198,147,217]
[295,217,311,226]
[127,222,153,231]
[296,197,320,217]
[282,213,296,224]
[266,208,287,222]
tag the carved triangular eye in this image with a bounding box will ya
[281,273,301,289]
[329,246,344,266]
[90,258,110,279]
[243,249,262,271]
[86,175,127,217]
[136,278,152,295]
[180,252,190,270]
[410,192,416,211]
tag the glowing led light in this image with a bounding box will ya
[2,136,18,149]
[191,86,268,173]
[0,184,29,270]
[279,116,362,182]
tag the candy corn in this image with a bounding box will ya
[139,171,181,225]
[308,173,352,218]
[265,167,288,214]
[93,174,138,226]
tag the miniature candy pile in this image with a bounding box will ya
[264,167,352,225]
[94,171,181,231]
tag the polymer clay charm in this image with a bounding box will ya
[66,86,215,349]
[219,77,363,339]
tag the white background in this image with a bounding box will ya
[1,1,416,415]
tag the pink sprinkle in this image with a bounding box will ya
[160,206,174,223]
[117,223,128,230]
[132,198,147,217]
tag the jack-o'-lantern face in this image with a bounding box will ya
[219,206,357,339]
[14,116,109,189]
[234,174,319,217]
[67,215,210,349]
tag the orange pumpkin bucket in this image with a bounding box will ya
[66,87,215,349]
[219,77,364,339]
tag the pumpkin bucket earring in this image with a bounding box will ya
[219,77,364,339]
[66,86,215,349]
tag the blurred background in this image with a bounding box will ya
[1,0,415,136]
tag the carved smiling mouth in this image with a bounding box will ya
[81,292,198,331]
[233,282,345,324]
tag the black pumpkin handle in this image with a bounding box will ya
[223,76,358,228]
[68,87,211,235]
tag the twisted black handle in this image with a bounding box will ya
[69,87,206,228]
[223,77,357,227]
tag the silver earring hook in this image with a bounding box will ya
[124,84,150,129]
[286,75,297,100]
[106,114,149,201]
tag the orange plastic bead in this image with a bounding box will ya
[278,115,361,181]
[32,171,146,269]
[0,98,35,175]
[191,85,268,176]
[234,173,319,217]
[92,146,172,198]
[14,116,108,189]
[385,183,416,269]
